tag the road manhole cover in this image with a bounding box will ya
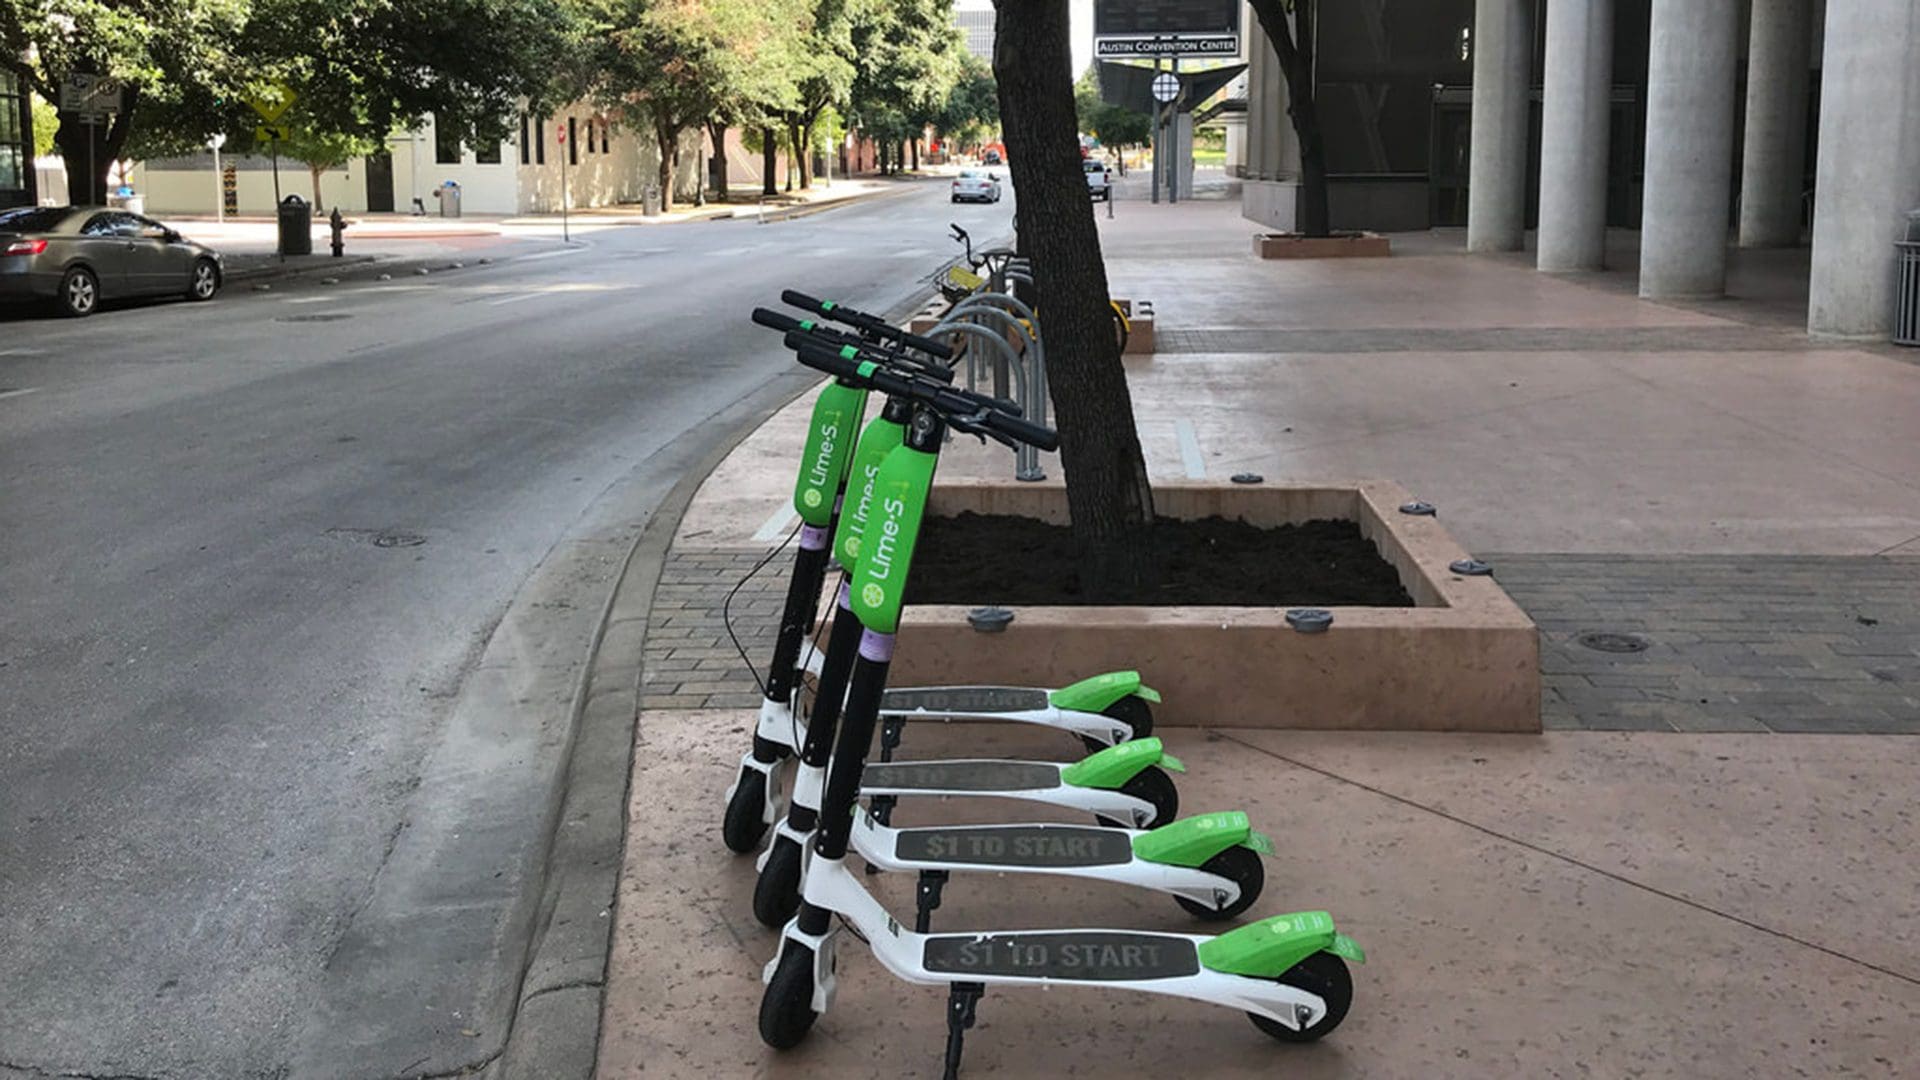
[373,531,427,548]
[1577,631,1649,654]
[276,313,354,322]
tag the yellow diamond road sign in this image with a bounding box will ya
[246,83,297,123]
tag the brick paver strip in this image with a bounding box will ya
[646,544,1920,734]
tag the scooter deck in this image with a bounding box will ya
[891,822,1134,868]
[861,759,1061,793]
[879,686,1050,714]
[923,930,1200,981]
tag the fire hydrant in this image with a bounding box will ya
[328,207,347,257]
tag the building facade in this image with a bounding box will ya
[954,3,995,62]
[1246,0,1912,339]
[131,104,693,217]
[1,69,35,210]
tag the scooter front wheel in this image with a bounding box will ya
[723,769,770,853]
[760,944,821,1048]
[1174,844,1264,921]
[1081,694,1154,754]
[1094,765,1179,828]
[1248,951,1352,1043]
[753,834,805,929]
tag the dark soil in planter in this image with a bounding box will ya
[906,513,1415,607]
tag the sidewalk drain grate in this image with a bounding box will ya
[373,532,427,548]
[276,313,354,323]
[1577,631,1650,654]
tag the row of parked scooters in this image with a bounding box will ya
[720,290,1364,1075]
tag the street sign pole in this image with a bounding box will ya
[559,123,571,243]
[1159,58,1175,203]
[210,134,227,223]
[1150,60,1162,205]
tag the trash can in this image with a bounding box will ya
[277,194,312,256]
[436,181,462,219]
[642,186,661,215]
[1896,211,1920,347]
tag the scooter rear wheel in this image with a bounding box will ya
[759,944,821,1048]
[753,834,805,929]
[1248,951,1352,1043]
[1174,844,1264,921]
[1094,765,1179,828]
[1081,694,1154,754]
[723,769,770,853]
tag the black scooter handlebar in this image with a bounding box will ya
[787,337,1057,452]
[760,309,956,385]
[780,289,955,361]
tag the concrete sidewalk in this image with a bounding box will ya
[594,199,1920,1076]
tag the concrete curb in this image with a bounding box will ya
[480,371,820,1080]
[484,282,941,1080]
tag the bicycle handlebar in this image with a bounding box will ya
[780,289,955,360]
[785,335,1058,452]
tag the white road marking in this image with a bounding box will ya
[515,245,590,262]
[1175,418,1206,478]
[751,505,799,543]
[283,295,339,305]
[0,387,41,401]
[0,348,46,357]
[485,292,544,307]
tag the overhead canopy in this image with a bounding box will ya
[1098,60,1247,116]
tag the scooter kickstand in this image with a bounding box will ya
[915,869,950,933]
[878,716,904,762]
[942,982,985,1080]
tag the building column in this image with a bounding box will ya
[1467,0,1533,252]
[1639,0,1741,299]
[1739,0,1813,247]
[1536,0,1614,270]
[1807,2,1920,337]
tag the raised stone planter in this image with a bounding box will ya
[1253,232,1392,259]
[888,478,1539,733]
[1114,298,1155,356]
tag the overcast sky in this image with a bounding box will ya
[955,0,1098,77]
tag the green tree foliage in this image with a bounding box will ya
[30,94,58,158]
[1072,65,1149,154]
[3,0,583,203]
[847,0,961,174]
[273,116,378,206]
[933,52,997,152]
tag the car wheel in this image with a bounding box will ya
[58,266,99,318]
[188,258,220,301]
[951,195,959,203]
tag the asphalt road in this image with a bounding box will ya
[0,178,1013,1078]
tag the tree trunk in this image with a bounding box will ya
[992,0,1155,597]
[707,120,728,200]
[1247,0,1330,237]
[311,165,325,206]
[761,127,778,195]
[800,120,818,186]
[909,137,919,171]
[656,123,676,213]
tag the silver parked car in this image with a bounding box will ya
[0,205,224,317]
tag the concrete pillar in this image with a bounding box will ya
[1536,0,1614,270]
[1639,0,1741,299]
[1467,0,1533,252]
[1807,2,1920,337]
[1739,0,1813,247]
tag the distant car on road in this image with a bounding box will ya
[0,205,224,318]
[981,149,1002,165]
[1084,159,1113,202]
[951,170,1003,204]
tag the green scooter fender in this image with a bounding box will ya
[1197,910,1366,978]
[1059,737,1185,790]
[832,414,906,570]
[793,381,868,527]
[1048,670,1162,713]
[1131,810,1275,867]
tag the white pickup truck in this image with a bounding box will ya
[1084,158,1113,202]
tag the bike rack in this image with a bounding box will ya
[947,294,1047,445]
[928,317,1046,482]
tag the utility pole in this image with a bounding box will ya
[1168,58,1180,205]
[1150,58,1163,205]
[210,133,226,222]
